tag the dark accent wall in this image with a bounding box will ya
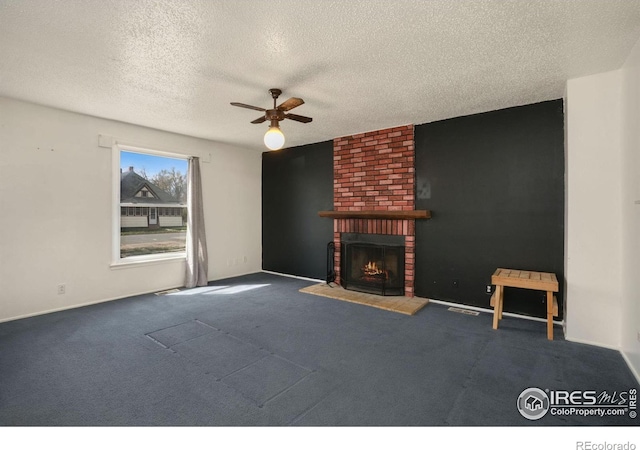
[262,140,334,280]
[414,99,565,319]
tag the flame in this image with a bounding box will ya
[362,261,384,276]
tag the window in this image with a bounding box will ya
[113,145,189,263]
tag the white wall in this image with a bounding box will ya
[620,35,640,380]
[565,70,623,349]
[0,97,262,322]
[565,32,640,382]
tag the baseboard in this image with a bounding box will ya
[427,298,564,325]
[0,284,184,324]
[0,271,308,324]
[260,279,565,326]
[262,270,324,284]
[563,335,620,351]
[210,269,263,281]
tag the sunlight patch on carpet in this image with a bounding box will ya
[206,284,270,295]
[167,284,271,296]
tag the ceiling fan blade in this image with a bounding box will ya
[251,115,267,124]
[277,97,304,111]
[285,113,313,123]
[230,102,266,112]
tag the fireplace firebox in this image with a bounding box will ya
[341,241,405,296]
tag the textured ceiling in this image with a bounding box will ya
[1,0,640,152]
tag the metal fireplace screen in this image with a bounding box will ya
[341,242,405,296]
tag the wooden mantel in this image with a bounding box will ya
[318,210,431,220]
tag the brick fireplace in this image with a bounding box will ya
[320,124,427,297]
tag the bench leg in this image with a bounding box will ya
[546,290,554,340]
[492,285,503,330]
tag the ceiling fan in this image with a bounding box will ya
[231,88,312,150]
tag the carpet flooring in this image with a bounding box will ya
[0,272,638,426]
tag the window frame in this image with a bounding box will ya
[112,144,189,267]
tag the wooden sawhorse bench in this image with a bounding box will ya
[490,268,559,340]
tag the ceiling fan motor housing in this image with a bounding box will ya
[266,109,285,121]
[267,89,284,122]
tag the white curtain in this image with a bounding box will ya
[185,156,209,288]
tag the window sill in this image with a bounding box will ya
[110,253,186,270]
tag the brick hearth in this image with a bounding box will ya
[332,124,416,297]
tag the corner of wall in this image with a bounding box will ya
[620,32,640,383]
[564,70,623,349]
[563,89,569,339]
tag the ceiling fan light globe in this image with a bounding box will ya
[264,126,285,150]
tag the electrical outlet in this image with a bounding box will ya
[486,285,492,294]
[57,284,66,295]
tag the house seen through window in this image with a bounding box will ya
[119,149,188,259]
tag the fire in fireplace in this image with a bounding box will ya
[341,241,405,296]
[362,260,387,279]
